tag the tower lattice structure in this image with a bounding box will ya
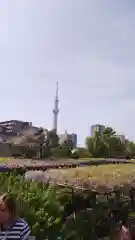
[53,82,59,133]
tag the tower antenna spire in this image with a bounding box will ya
[53,82,59,132]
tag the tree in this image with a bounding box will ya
[46,129,59,148]
[35,128,59,157]
[10,127,59,158]
[86,126,127,158]
[106,136,126,157]
[125,141,135,157]
[101,127,116,157]
[86,131,108,157]
[102,127,116,137]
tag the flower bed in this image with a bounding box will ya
[29,164,135,193]
[0,158,133,172]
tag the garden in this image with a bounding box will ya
[0,157,135,239]
[0,126,135,238]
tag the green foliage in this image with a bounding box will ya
[10,128,60,158]
[126,141,135,156]
[51,146,70,158]
[1,172,135,239]
[86,126,130,158]
[0,173,63,239]
[46,129,59,148]
[72,148,91,158]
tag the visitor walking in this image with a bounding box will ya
[119,225,131,240]
[0,193,32,240]
[116,218,132,240]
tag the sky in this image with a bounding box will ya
[0,0,135,146]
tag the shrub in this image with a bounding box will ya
[51,147,70,158]
[1,171,135,239]
[73,148,91,158]
[0,173,63,239]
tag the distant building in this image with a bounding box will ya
[18,126,40,136]
[71,133,77,148]
[91,124,105,136]
[0,120,32,135]
[59,131,77,148]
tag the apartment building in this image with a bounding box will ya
[91,124,105,136]
[59,131,77,148]
[0,120,32,135]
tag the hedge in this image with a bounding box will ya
[1,172,135,239]
[50,147,70,158]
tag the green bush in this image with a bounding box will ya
[74,148,91,158]
[51,146,70,158]
[0,173,64,239]
[1,172,135,239]
[42,147,51,158]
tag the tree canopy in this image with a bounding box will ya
[86,126,135,158]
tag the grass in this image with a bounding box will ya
[46,164,135,187]
[0,157,12,163]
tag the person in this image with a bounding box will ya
[119,224,131,240]
[116,218,132,240]
[0,193,31,240]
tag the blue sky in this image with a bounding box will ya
[0,0,135,146]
